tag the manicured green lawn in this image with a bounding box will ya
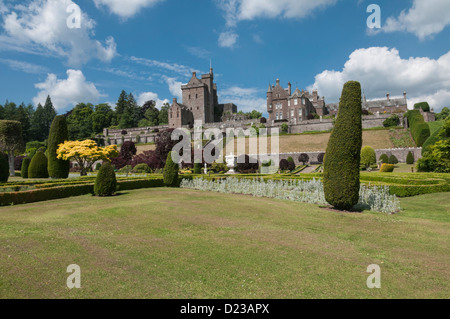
[0,188,448,298]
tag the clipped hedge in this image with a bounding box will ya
[0,178,168,206]
[421,127,442,154]
[405,110,430,147]
[380,164,395,172]
[389,183,450,197]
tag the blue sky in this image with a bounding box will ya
[1,0,450,116]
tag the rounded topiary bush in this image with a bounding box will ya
[0,152,9,182]
[279,159,289,170]
[406,151,414,164]
[47,115,70,179]
[287,160,295,171]
[389,154,399,164]
[163,151,179,187]
[299,153,309,165]
[132,163,152,174]
[317,153,325,164]
[323,81,362,210]
[94,162,117,196]
[21,157,31,179]
[361,146,376,168]
[379,154,389,164]
[380,163,395,172]
[28,151,49,178]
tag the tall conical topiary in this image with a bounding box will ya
[0,152,9,182]
[21,157,31,178]
[28,151,49,178]
[323,81,362,210]
[406,151,414,164]
[94,162,117,196]
[163,151,179,187]
[47,115,70,179]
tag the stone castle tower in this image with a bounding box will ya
[169,68,219,128]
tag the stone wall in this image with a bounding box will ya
[250,147,422,165]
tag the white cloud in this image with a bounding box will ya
[93,0,164,19]
[185,46,211,60]
[130,56,199,78]
[220,86,266,113]
[308,47,450,112]
[382,0,450,40]
[0,0,7,14]
[0,0,117,66]
[33,69,104,110]
[137,92,169,108]
[0,58,47,74]
[218,31,238,48]
[216,0,336,49]
[163,76,183,100]
[218,0,337,25]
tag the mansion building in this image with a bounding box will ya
[168,72,409,129]
[266,79,328,124]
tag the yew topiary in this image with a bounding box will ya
[323,81,362,210]
[28,151,49,178]
[47,116,70,179]
[163,151,179,187]
[406,151,414,164]
[94,162,117,196]
[21,157,31,178]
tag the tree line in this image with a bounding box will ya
[0,90,170,144]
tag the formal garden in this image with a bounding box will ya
[0,82,448,298]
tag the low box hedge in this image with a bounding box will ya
[0,177,171,206]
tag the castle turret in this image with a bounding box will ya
[267,83,273,114]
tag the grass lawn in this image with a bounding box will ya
[223,129,396,154]
[0,188,448,299]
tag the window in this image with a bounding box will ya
[291,109,294,117]
[294,99,298,106]
[288,100,291,107]
[196,94,198,99]
[302,98,305,105]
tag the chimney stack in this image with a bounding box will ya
[192,71,197,78]
[386,93,390,101]
[288,82,292,95]
[173,98,177,104]
[403,91,407,99]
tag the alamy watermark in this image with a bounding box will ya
[170,120,280,168]
[366,4,381,29]
[366,264,381,288]
[66,3,81,29]
[66,264,81,289]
